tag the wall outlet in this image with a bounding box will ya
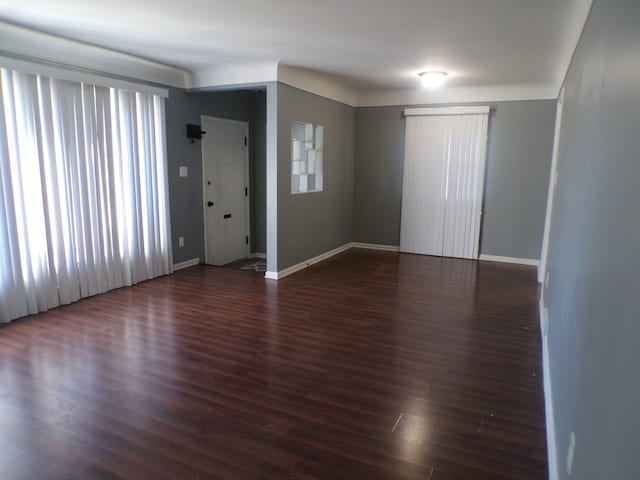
[179,166,188,177]
[566,432,576,475]
[178,237,184,247]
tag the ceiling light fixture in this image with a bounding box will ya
[419,71,448,88]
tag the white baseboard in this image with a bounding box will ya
[172,257,200,271]
[351,242,400,252]
[264,243,352,280]
[479,254,540,267]
[263,247,540,280]
[249,252,266,259]
[540,298,558,480]
[264,270,278,280]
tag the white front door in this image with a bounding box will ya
[201,116,249,266]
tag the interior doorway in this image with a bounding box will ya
[201,115,250,266]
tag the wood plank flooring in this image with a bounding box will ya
[0,249,547,479]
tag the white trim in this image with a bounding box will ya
[356,83,559,107]
[553,0,595,93]
[264,245,543,280]
[0,21,187,88]
[540,299,559,480]
[278,65,358,106]
[263,243,352,280]
[404,106,490,116]
[351,242,400,252]
[172,258,200,271]
[266,77,557,108]
[479,254,540,267]
[539,295,547,339]
[539,89,564,283]
[265,83,279,273]
[0,55,169,97]
[188,61,560,108]
[250,252,267,259]
[188,61,278,89]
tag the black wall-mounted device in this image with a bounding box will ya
[186,124,206,141]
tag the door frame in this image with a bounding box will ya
[538,88,564,285]
[200,115,251,265]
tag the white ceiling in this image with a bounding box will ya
[0,0,592,94]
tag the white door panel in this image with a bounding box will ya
[202,116,249,266]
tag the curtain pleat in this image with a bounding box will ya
[0,68,172,324]
[400,112,489,259]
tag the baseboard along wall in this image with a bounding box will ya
[264,242,398,280]
[479,254,539,266]
[539,298,559,480]
[264,247,540,280]
[264,243,353,280]
[172,257,200,271]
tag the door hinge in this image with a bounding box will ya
[244,136,247,146]
[245,236,249,245]
[245,187,248,196]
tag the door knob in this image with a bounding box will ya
[207,201,214,207]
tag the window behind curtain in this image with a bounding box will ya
[0,68,171,324]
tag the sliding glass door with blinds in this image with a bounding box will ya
[0,66,171,324]
[400,107,490,259]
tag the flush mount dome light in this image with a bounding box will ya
[419,71,448,88]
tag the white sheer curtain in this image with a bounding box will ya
[0,68,171,324]
[400,107,489,259]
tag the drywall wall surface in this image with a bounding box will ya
[165,87,206,264]
[353,106,405,246]
[252,90,267,254]
[481,100,556,259]
[276,83,355,270]
[165,88,265,264]
[353,100,555,259]
[544,0,640,479]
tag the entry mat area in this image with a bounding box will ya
[224,258,266,273]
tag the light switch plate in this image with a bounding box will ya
[179,166,188,177]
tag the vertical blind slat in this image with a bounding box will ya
[400,111,489,260]
[0,67,172,324]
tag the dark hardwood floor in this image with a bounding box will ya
[0,249,547,479]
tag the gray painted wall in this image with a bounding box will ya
[165,87,206,264]
[482,101,556,259]
[353,106,405,246]
[353,101,556,259]
[252,90,267,254]
[165,88,266,264]
[544,1,640,479]
[276,83,355,270]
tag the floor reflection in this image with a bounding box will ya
[0,252,545,479]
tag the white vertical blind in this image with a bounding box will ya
[0,68,171,324]
[400,108,489,259]
[400,116,447,256]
